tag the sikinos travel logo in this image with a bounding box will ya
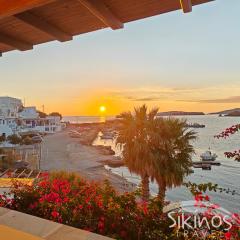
[166,200,240,239]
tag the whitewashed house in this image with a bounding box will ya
[19,107,62,134]
[0,117,13,137]
[0,96,62,136]
[19,106,39,119]
[0,97,22,118]
[0,97,22,137]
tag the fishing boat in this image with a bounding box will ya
[200,148,218,161]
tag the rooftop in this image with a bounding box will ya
[0,0,214,56]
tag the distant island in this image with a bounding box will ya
[210,108,240,117]
[225,111,240,117]
[157,111,205,116]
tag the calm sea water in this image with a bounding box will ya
[63,116,114,124]
[63,115,240,213]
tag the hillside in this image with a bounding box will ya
[157,111,205,116]
[210,108,240,115]
[225,111,240,117]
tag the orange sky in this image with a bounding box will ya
[1,0,240,116]
[28,85,240,116]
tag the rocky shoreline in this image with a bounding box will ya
[67,120,125,167]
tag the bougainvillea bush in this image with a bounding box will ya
[0,172,176,240]
[0,172,239,239]
[215,124,240,161]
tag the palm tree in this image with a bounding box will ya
[116,105,196,201]
[149,117,196,201]
[116,105,158,200]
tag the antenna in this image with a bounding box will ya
[42,104,45,113]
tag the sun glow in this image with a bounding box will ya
[99,105,106,113]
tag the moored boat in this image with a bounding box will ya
[185,123,205,128]
[200,149,218,161]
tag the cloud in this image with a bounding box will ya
[179,96,240,103]
[108,86,240,104]
[108,87,199,102]
[130,97,162,102]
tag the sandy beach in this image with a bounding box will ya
[40,130,135,193]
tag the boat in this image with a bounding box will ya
[200,149,218,161]
[100,131,116,140]
[202,164,212,170]
[185,123,205,128]
[100,134,114,140]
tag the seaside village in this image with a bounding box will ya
[0,96,63,179]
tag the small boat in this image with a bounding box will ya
[193,161,221,167]
[100,135,114,140]
[100,131,116,140]
[185,123,205,128]
[200,149,218,161]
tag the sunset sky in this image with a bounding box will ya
[1,0,240,116]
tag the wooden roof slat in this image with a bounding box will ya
[15,11,72,42]
[180,0,192,13]
[0,0,214,55]
[0,33,33,51]
[77,0,123,30]
[0,0,55,20]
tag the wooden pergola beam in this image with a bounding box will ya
[77,0,123,30]
[0,33,33,51]
[180,0,192,13]
[15,12,72,42]
[0,0,55,20]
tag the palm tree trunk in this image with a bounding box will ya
[158,183,166,202]
[141,174,150,200]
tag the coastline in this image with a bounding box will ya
[40,129,135,193]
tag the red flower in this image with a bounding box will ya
[225,231,231,240]
[29,202,37,209]
[98,221,104,230]
[205,195,210,201]
[142,203,148,215]
[51,210,59,218]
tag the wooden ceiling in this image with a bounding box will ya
[0,0,214,56]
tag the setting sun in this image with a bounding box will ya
[99,105,106,113]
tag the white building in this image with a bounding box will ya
[0,117,13,137]
[21,116,62,134]
[0,97,22,137]
[0,97,23,118]
[19,106,39,119]
[0,97,62,136]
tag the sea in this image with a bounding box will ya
[63,115,240,213]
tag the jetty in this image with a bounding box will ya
[192,161,221,170]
